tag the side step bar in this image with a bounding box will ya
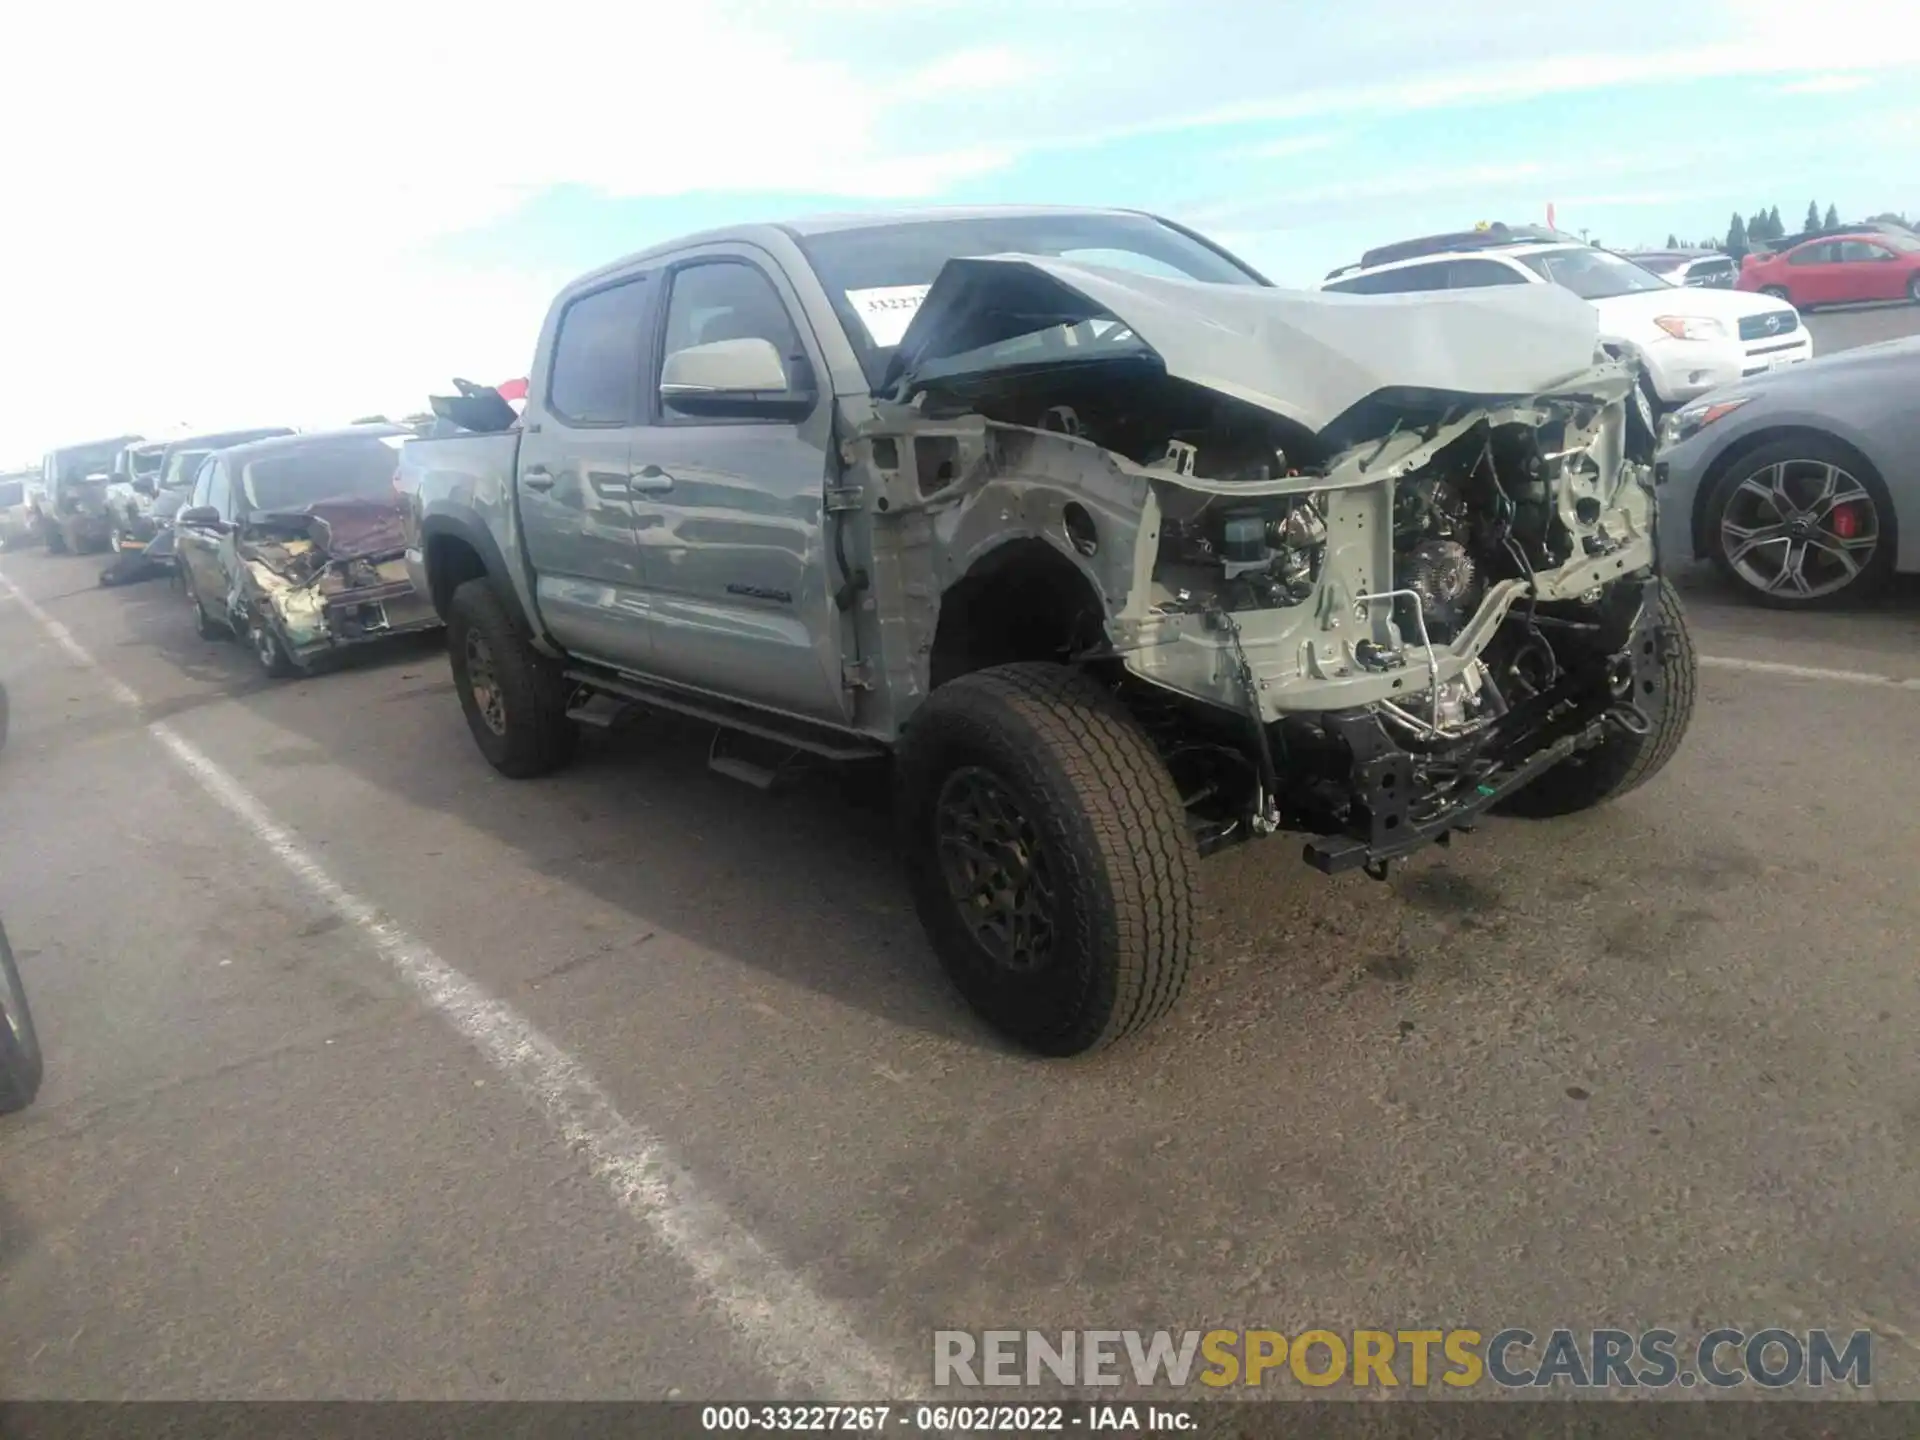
[561,667,886,763]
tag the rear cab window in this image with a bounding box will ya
[546,276,653,426]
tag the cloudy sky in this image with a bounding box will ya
[3,0,1916,461]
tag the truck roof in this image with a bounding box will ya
[565,204,1170,292]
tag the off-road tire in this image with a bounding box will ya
[0,919,44,1115]
[1498,578,1697,819]
[896,663,1197,1057]
[447,578,578,778]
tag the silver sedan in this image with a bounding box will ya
[1656,335,1919,607]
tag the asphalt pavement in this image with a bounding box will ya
[3,308,1920,1403]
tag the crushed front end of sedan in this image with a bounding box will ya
[861,256,1693,877]
[231,500,441,672]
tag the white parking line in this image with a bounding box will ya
[1699,654,1920,691]
[0,570,912,1401]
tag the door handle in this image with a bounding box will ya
[629,464,675,495]
[523,468,555,492]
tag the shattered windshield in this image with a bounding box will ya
[241,440,400,514]
[796,213,1265,388]
[1517,247,1671,299]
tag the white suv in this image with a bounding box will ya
[1319,231,1812,409]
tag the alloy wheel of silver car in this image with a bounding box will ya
[1718,459,1880,601]
[463,630,508,736]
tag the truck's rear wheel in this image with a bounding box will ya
[447,578,577,778]
[897,663,1197,1057]
[1497,578,1697,818]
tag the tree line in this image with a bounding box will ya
[1660,203,1914,257]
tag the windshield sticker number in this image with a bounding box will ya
[846,285,930,347]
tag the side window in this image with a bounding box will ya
[1838,240,1889,262]
[1448,259,1528,288]
[1368,261,1450,293]
[547,275,652,426]
[1788,243,1833,266]
[660,260,802,382]
[1325,262,1451,294]
[206,461,234,519]
[188,459,216,509]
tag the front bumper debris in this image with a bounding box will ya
[1294,573,1674,877]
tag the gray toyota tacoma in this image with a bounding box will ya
[397,206,1695,1057]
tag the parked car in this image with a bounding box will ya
[35,434,146,552]
[399,205,1694,1057]
[0,470,38,549]
[176,427,441,677]
[1657,335,1918,609]
[101,439,172,553]
[1737,231,1920,308]
[123,427,297,549]
[1318,224,1809,413]
[1746,218,1918,259]
[1621,249,1737,289]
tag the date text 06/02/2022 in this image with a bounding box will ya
[931,1327,1875,1391]
[699,1405,1194,1433]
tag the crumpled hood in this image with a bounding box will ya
[879,255,1605,436]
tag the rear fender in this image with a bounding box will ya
[419,512,549,648]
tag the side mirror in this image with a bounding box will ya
[134,477,156,496]
[177,505,223,529]
[660,338,815,421]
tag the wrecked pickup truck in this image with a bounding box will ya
[176,426,440,676]
[398,206,1695,1057]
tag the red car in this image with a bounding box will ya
[1738,230,1920,308]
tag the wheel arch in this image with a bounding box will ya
[927,536,1111,694]
[420,514,533,634]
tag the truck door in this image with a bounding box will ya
[626,250,848,725]
[515,269,656,671]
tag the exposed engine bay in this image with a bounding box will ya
[854,255,1678,874]
[230,500,441,665]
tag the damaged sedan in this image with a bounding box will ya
[176,426,440,677]
[404,207,1696,1057]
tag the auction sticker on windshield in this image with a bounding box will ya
[846,285,930,347]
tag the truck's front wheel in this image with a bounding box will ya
[447,579,577,778]
[897,664,1197,1057]
[1497,577,1697,818]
